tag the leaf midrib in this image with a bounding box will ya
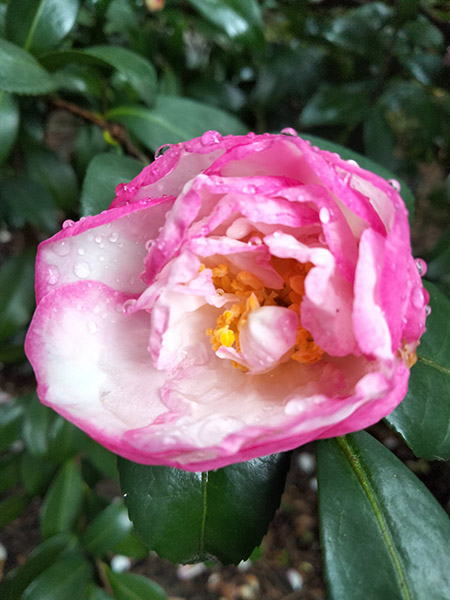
[336,436,412,600]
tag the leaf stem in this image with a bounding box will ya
[200,471,208,557]
[335,435,412,600]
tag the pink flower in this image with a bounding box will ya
[25,131,428,471]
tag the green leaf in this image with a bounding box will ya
[0,39,56,94]
[112,529,149,559]
[0,453,21,493]
[42,46,157,106]
[385,282,450,459]
[22,395,51,456]
[80,153,144,216]
[299,81,373,128]
[0,176,59,232]
[0,492,29,528]
[82,436,119,481]
[22,555,93,600]
[84,46,157,107]
[106,96,247,152]
[0,92,19,164]
[0,397,24,451]
[40,458,84,539]
[119,453,291,564]
[5,0,80,54]
[316,431,450,600]
[105,567,167,600]
[186,0,264,48]
[20,451,57,496]
[0,250,36,342]
[82,500,132,556]
[302,133,415,219]
[1,533,79,600]
[363,106,396,170]
[88,586,114,600]
[24,147,79,211]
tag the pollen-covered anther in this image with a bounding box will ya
[206,261,325,368]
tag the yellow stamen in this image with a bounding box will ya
[205,258,324,368]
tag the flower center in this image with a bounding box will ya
[206,259,324,369]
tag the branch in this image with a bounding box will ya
[48,97,150,164]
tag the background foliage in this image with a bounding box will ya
[0,1,449,598]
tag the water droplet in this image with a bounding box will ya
[319,207,330,224]
[411,286,425,309]
[273,231,282,238]
[47,265,59,285]
[108,232,119,243]
[155,143,172,158]
[201,130,222,146]
[415,258,427,277]
[281,127,298,136]
[62,219,75,229]
[94,235,103,244]
[115,183,126,195]
[73,261,91,279]
[346,159,359,167]
[122,299,137,313]
[77,248,85,256]
[145,239,154,251]
[53,240,70,256]
[425,305,432,316]
[99,256,105,262]
[87,321,98,334]
[388,179,401,192]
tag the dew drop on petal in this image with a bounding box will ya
[201,130,222,146]
[347,159,359,167]
[73,261,91,279]
[155,143,172,158]
[94,235,103,244]
[415,257,427,277]
[281,127,298,136]
[411,286,425,309]
[122,299,137,313]
[425,305,432,316]
[388,179,401,192]
[62,219,75,229]
[319,207,330,224]
[47,265,59,285]
[145,239,153,251]
[108,232,119,243]
[77,248,85,256]
[53,240,70,256]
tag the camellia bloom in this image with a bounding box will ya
[25,131,428,471]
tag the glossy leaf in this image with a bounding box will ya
[112,530,149,559]
[386,282,450,459]
[22,394,51,456]
[317,432,450,600]
[105,567,167,600]
[186,0,264,48]
[43,46,157,106]
[119,453,291,564]
[82,500,132,556]
[0,39,56,94]
[5,0,80,54]
[40,458,84,539]
[88,587,114,600]
[302,133,415,219]
[0,176,59,232]
[107,96,247,152]
[299,81,373,127]
[80,153,144,216]
[22,555,93,600]
[0,251,36,342]
[24,147,79,211]
[1,533,79,600]
[0,91,19,164]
